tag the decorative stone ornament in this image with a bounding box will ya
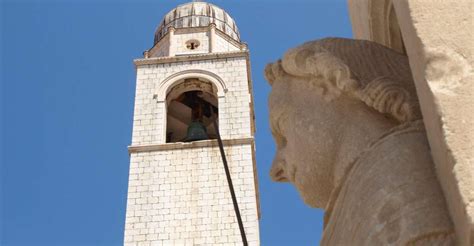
[265,38,455,245]
[185,39,200,50]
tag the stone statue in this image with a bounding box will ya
[264,38,456,245]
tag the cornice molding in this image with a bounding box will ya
[134,51,248,67]
[128,137,254,153]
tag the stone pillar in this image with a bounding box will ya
[168,27,176,57]
[209,24,216,53]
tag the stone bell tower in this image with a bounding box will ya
[124,2,260,245]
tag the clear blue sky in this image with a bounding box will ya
[1,1,352,245]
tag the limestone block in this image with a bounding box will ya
[124,144,259,245]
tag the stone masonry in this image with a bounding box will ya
[125,143,259,245]
[124,2,260,245]
[130,56,252,146]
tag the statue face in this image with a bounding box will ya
[269,76,342,208]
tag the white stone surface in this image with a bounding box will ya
[150,27,242,58]
[171,30,210,56]
[124,144,259,245]
[213,32,241,53]
[125,3,259,244]
[131,56,252,145]
[348,1,473,244]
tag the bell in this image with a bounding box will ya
[185,120,209,142]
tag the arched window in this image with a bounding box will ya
[165,78,218,143]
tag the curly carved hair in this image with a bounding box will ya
[265,38,421,123]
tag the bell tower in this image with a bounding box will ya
[124,2,260,245]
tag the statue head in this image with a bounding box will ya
[265,38,421,208]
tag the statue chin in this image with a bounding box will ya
[265,38,455,245]
[294,177,332,209]
[299,192,323,209]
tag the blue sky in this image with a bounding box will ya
[1,1,352,245]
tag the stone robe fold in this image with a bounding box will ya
[322,121,455,245]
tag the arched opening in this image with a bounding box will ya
[165,78,219,143]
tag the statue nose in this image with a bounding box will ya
[270,154,289,182]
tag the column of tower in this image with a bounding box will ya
[124,2,260,245]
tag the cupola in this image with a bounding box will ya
[146,1,246,58]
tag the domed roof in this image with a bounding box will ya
[154,2,240,44]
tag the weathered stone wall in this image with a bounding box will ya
[171,30,210,55]
[131,55,252,145]
[213,32,241,53]
[150,35,170,57]
[348,0,473,244]
[124,144,259,245]
[125,51,259,245]
[150,28,241,58]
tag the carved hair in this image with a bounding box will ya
[265,38,421,123]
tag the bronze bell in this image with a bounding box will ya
[183,91,209,142]
[185,120,209,142]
